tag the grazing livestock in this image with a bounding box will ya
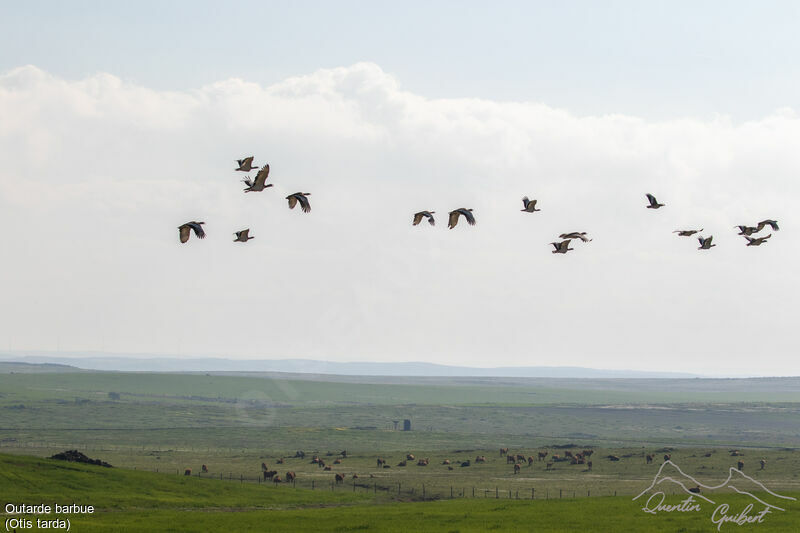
[537,451,548,461]
[442,459,451,465]
[324,465,332,471]
[587,461,593,471]
[376,458,385,468]
[760,459,766,470]
[645,193,665,209]
[663,454,671,462]
[263,470,277,480]
[475,455,487,463]
[582,450,594,457]
[294,451,305,459]
[703,453,712,458]
[646,454,654,464]
[448,208,476,229]
[564,451,574,459]
[285,471,296,482]
[507,455,516,464]
[516,454,526,462]
[178,221,205,243]
[546,462,553,470]
[689,486,701,494]
[286,192,312,213]
[352,473,359,479]
[333,459,342,465]
[397,460,407,467]
[500,448,509,456]
[317,459,326,469]
[382,465,391,469]
[335,473,344,484]
[514,463,521,474]
[608,455,620,462]
[276,458,284,464]
[273,475,282,484]
[407,454,415,461]
[340,451,347,458]
[201,464,208,473]
[460,460,471,467]
[730,450,741,457]
[184,468,192,476]
[417,458,429,466]
[412,211,436,226]
[527,456,535,466]
[261,462,268,471]
[311,456,321,464]
[737,461,744,471]
[448,466,454,470]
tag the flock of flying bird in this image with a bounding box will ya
[178,159,780,253]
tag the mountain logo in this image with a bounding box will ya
[633,460,795,529]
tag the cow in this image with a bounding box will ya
[646,454,654,464]
[335,473,344,484]
[448,466,454,471]
[286,471,296,482]
[737,461,744,471]
[263,470,277,480]
[546,462,553,470]
[201,464,208,473]
[184,468,192,476]
[377,458,385,468]
[703,453,712,458]
[689,486,701,494]
[760,459,766,470]
[261,462,269,471]
[564,451,574,459]
[514,463,521,474]
[311,456,321,464]
[333,459,342,465]
[318,459,326,469]
[407,454,415,461]
[587,461,593,471]
[442,459,451,465]
[276,458,284,464]
[460,460,471,467]
[273,475,282,484]
[608,455,620,461]
[514,454,525,462]
[417,458,429,466]
[582,449,594,457]
[397,460,407,467]
[294,451,305,458]
[340,450,347,458]
[382,465,390,469]
[500,447,509,456]
[730,450,741,457]
[538,451,548,462]
[527,456,534,466]
[475,456,486,463]
[507,455,516,464]
[352,473,359,479]
[663,454,671,462]
[324,465,332,471]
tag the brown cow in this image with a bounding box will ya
[442,459,451,465]
[507,455,516,464]
[286,471,296,482]
[737,461,744,471]
[537,451,548,461]
[273,475,282,484]
[333,459,342,465]
[376,458,385,468]
[184,468,192,476]
[500,447,509,456]
[335,473,344,484]
[324,465,332,471]
[417,458,429,466]
[760,459,766,470]
[201,464,208,473]
[527,456,534,466]
[582,449,594,457]
[406,454,415,461]
[516,454,526,462]
[475,455,486,463]
[646,454,654,464]
[513,463,521,474]
[397,460,407,467]
[730,450,741,456]
[277,458,284,464]
[352,473,359,479]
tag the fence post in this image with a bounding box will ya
[422,484,425,498]
[496,487,498,499]
[531,488,534,499]
[560,489,562,499]
[312,480,315,490]
[451,486,453,498]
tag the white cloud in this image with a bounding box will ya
[0,63,797,376]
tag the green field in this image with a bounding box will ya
[1,366,799,530]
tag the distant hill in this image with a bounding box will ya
[0,352,701,378]
[0,361,83,374]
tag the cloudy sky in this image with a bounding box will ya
[1,2,798,376]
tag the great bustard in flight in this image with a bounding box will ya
[178,221,205,243]
[735,225,759,236]
[286,192,311,213]
[235,156,257,172]
[233,229,254,242]
[697,236,716,250]
[645,194,665,209]
[521,197,540,212]
[412,211,436,226]
[744,233,771,246]
[243,164,272,192]
[756,219,779,232]
[559,232,592,242]
[550,240,574,254]
[447,208,476,229]
[673,229,703,237]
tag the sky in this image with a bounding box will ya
[0,2,798,376]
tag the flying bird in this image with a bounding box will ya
[243,164,272,192]
[674,229,703,237]
[645,194,665,209]
[412,211,436,226]
[550,240,574,254]
[745,234,771,246]
[236,156,257,172]
[697,236,716,250]
[234,229,254,242]
[756,219,779,232]
[521,197,540,212]
[735,225,759,236]
[178,221,205,243]
[448,208,476,229]
[559,232,592,242]
[286,192,311,213]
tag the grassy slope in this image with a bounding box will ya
[1,454,798,532]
